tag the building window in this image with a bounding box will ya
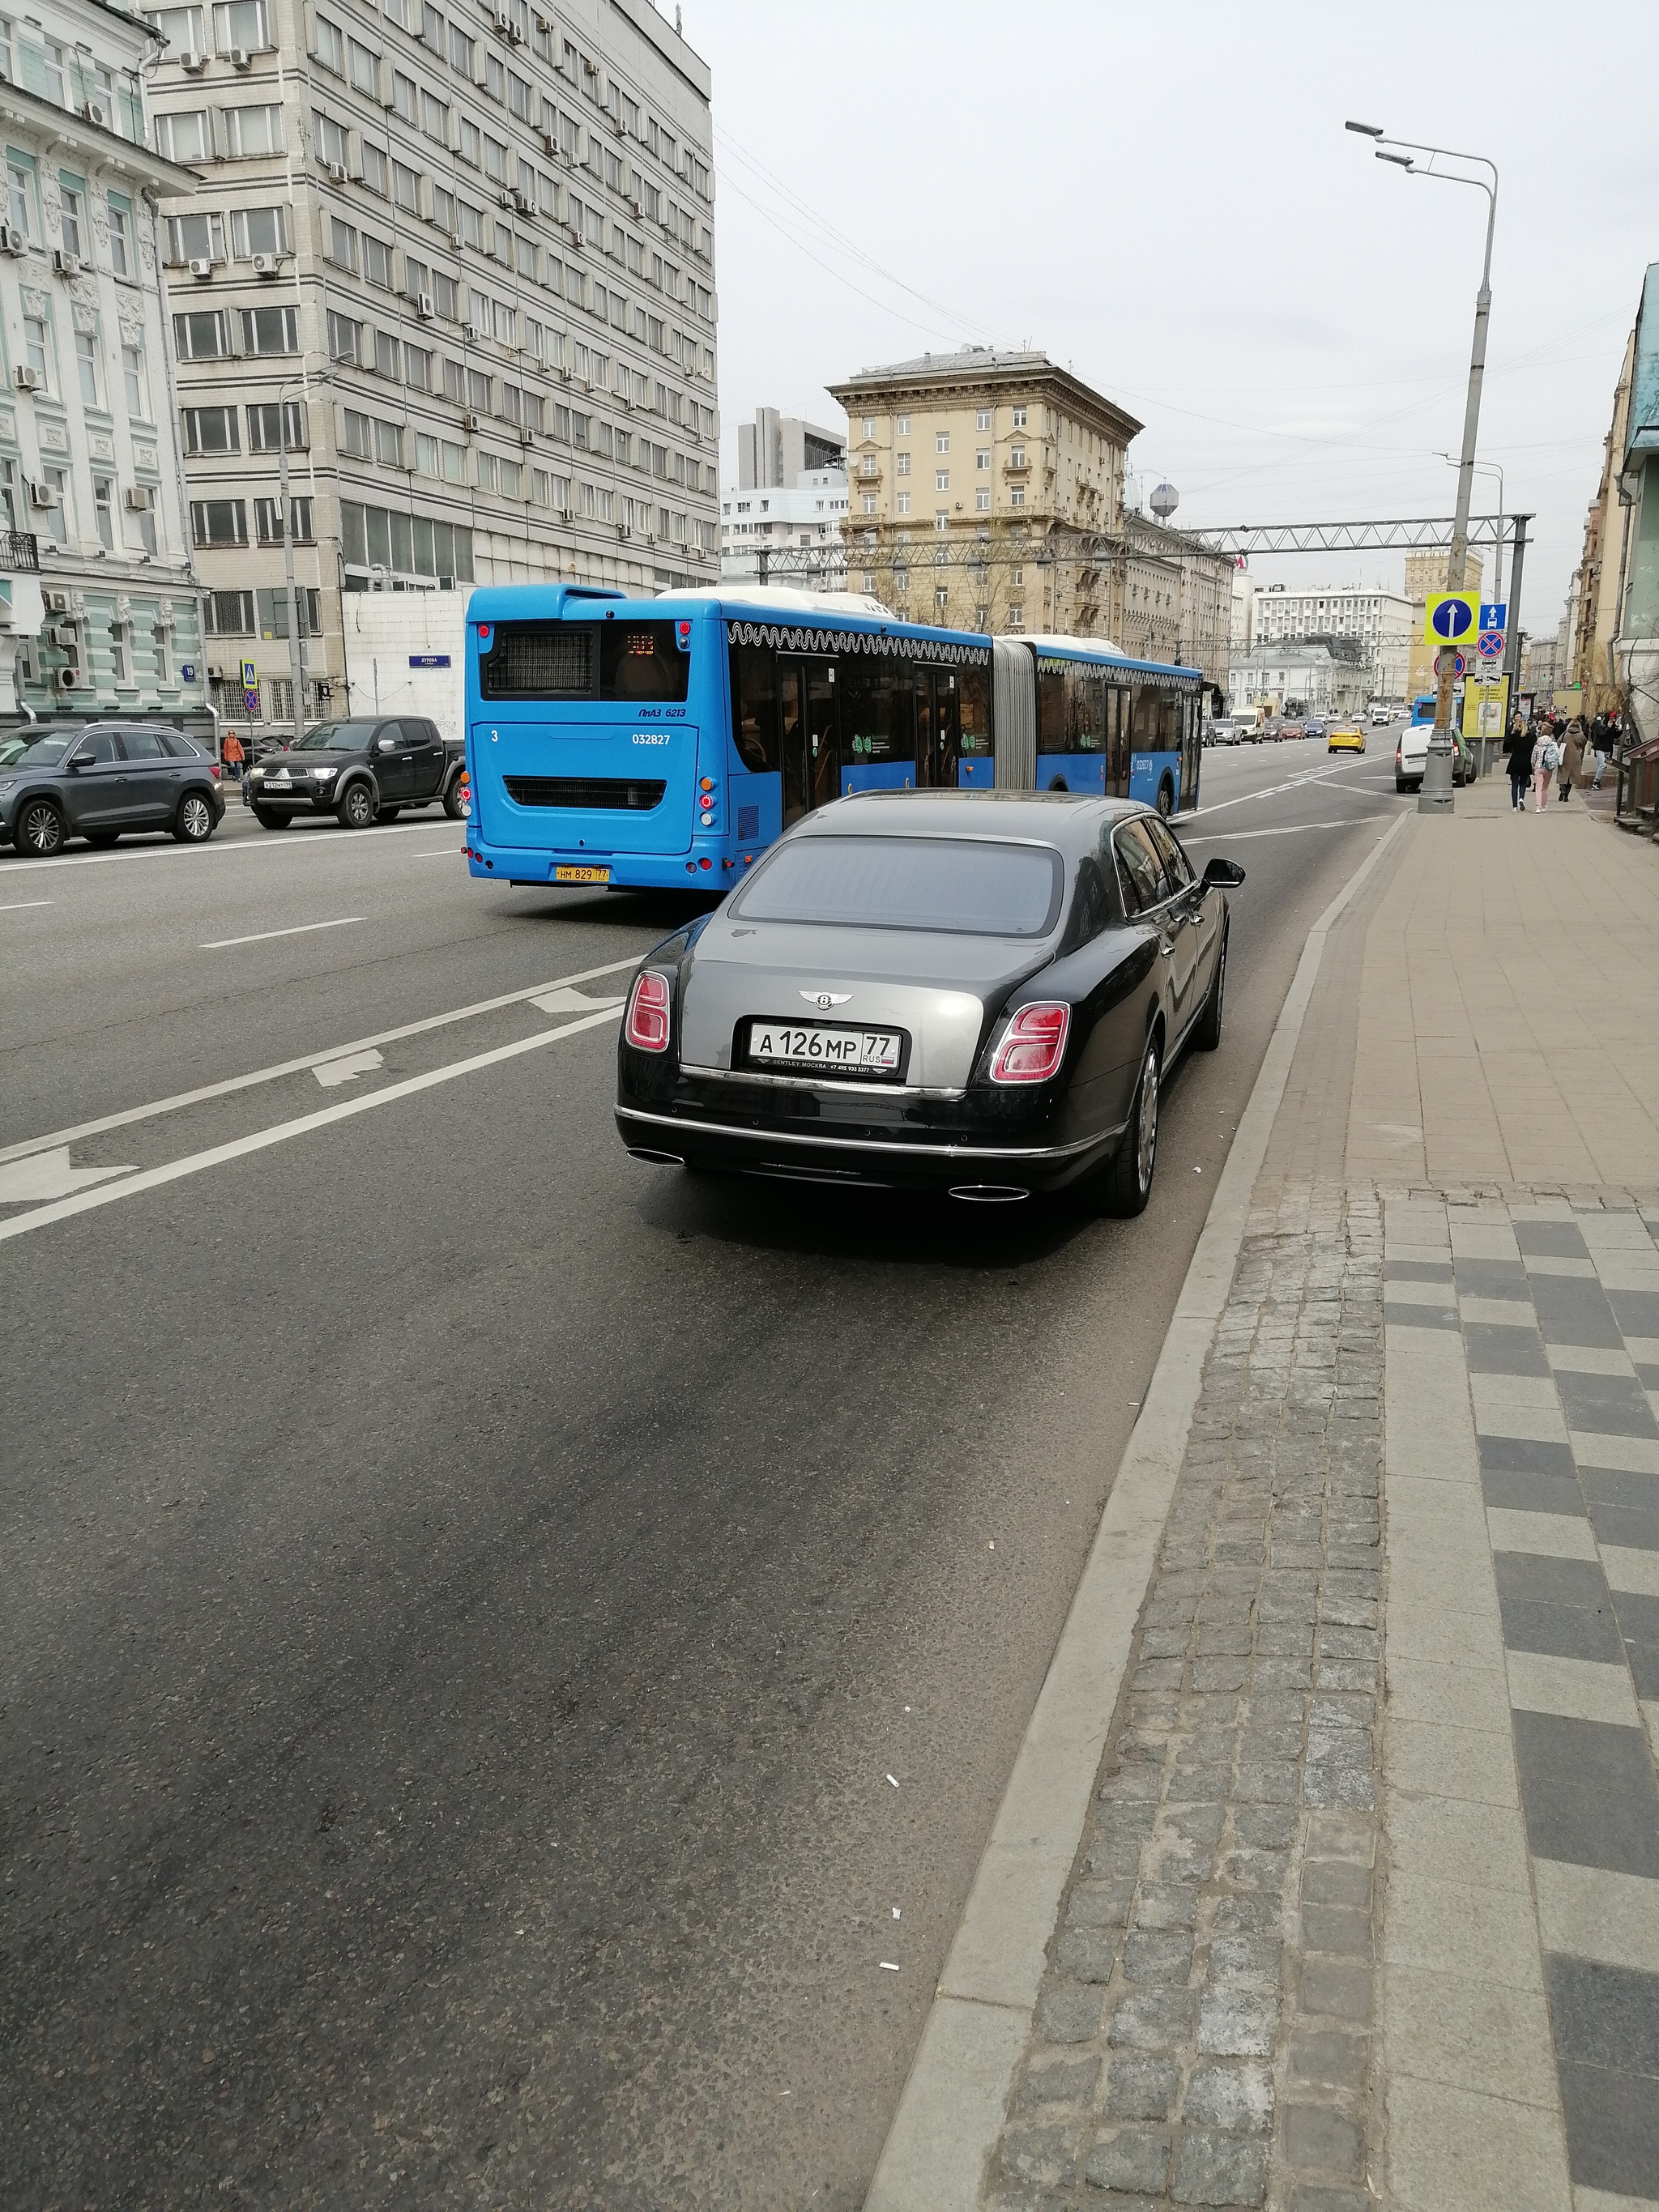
[896,412,910,435]
[156,109,211,161]
[373,419,403,467]
[181,403,239,454]
[91,474,115,550]
[896,492,910,516]
[254,495,313,543]
[1012,406,1027,428]
[420,88,448,140]
[861,414,876,437]
[106,191,133,275]
[313,110,348,167]
[363,233,393,288]
[327,214,358,271]
[230,204,288,255]
[242,305,297,354]
[935,470,949,492]
[247,399,306,450]
[936,431,949,453]
[976,408,991,430]
[172,309,230,359]
[223,103,284,156]
[191,497,248,547]
[165,211,224,262]
[896,452,910,477]
[975,489,991,512]
[1010,444,1026,468]
[205,589,255,634]
[392,160,420,213]
[75,329,100,407]
[147,4,207,52]
[326,311,360,363]
[342,409,372,458]
[1010,488,1026,509]
[19,314,48,390]
[122,342,149,416]
[213,0,269,50]
[976,449,990,471]
[313,13,343,70]
[935,509,948,531]
[58,180,85,258]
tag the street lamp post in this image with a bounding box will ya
[271,375,310,752]
[1438,453,1503,774]
[1348,121,1498,814]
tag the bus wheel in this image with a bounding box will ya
[1047,776,1068,792]
[1157,777,1175,819]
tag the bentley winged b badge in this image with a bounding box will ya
[801,991,852,1011]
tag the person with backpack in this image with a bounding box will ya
[1503,710,1533,811]
[1533,722,1560,811]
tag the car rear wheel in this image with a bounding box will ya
[1195,924,1227,1051]
[338,782,376,829]
[1095,1036,1160,1217]
[15,797,66,856]
[253,805,292,829]
[442,777,468,820]
[174,791,216,843]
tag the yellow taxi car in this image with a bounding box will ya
[1327,721,1367,754]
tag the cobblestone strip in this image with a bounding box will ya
[985,1187,1384,2211]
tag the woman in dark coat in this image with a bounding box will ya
[1503,711,1533,812]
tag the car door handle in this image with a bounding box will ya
[1159,937,1175,958]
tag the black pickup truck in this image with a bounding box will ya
[244,717,467,829]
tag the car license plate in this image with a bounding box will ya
[748,1021,902,1073]
[554,864,610,884]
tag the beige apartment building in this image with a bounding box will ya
[143,0,719,727]
[827,346,1137,641]
[825,347,1230,686]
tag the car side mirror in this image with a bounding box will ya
[1203,857,1246,888]
[377,735,397,752]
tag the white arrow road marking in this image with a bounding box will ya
[313,1047,386,1088]
[0,1005,624,1244]
[531,987,626,1016]
[0,1147,136,1204]
[0,953,642,1169]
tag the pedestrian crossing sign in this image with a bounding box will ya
[1425,590,1479,644]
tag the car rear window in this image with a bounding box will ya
[731,835,1064,938]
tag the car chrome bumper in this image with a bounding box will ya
[615,1103,1121,1191]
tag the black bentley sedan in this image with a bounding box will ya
[614,791,1243,1213]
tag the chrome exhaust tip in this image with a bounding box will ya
[949,1183,1030,1204]
[626,1147,686,1166]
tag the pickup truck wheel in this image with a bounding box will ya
[338,782,376,829]
[442,778,467,820]
[377,807,401,822]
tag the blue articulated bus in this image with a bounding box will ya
[462,586,1204,893]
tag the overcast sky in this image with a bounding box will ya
[684,0,1657,633]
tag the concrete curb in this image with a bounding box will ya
[864,809,1414,2212]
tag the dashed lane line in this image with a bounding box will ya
[202,915,366,950]
[0,898,54,910]
[1183,811,1398,844]
[0,1004,625,1245]
[0,953,643,1168]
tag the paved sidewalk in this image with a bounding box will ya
[962,789,1659,2211]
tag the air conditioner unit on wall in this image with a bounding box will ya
[189,256,213,279]
[28,482,59,512]
[0,224,25,255]
[56,663,83,691]
[181,47,207,70]
[229,44,250,67]
[416,292,434,320]
[124,486,155,512]
[49,621,82,648]
[51,248,80,277]
[82,99,109,126]
[252,251,281,275]
[463,411,480,432]
[326,160,348,183]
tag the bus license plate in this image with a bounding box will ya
[554,864,610,884]
[748,1022,901,1073]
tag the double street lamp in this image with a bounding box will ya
[1347,120,1499,813]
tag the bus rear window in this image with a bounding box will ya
[479,620,689,701]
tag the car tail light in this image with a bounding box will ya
[990,1001,1070,1084]
[625,969,672,1052]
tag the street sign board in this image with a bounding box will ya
[1434,650,1468,679]
[1476,628,1506,661]
[1425,590,1479,644]
[1479,603,1507,629]
[1463,678,1508,741]
[240,657,257,688]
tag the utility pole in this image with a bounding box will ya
[1502,513,1530,727]
[277,417,307,750]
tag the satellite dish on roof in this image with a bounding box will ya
[1150,481,1179,522]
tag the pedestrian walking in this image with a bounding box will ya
[1590,710,1610,789]
[222,729,245,786]
[1504,711,1533,811]
[1560,716,1586,803]
[1533,725,1560,812]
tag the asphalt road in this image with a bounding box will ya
[1,734,1409,2210]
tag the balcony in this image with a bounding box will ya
[1001,455,1030,479]
[0,531,39,572]
[855,463,882,491]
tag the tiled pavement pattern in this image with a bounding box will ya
[1384,1189,1659,2211]
[984,1187,1386,2211]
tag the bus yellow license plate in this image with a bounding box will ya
[554,864,611,884]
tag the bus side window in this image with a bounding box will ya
[1036,665,1065,750]
[841,657,916,768]
[959,664,992,755]
[730,643,778,773]
[1132,684,1162,746]
[1107,687,1130,792]
[1159,692,1180,749]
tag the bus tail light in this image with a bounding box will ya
[989,1002,1070,1085]
[625,970,672,1052]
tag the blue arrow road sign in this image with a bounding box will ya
[1480,603,1507,629]
[1431,598,1474,640]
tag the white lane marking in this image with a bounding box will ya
[1187,760,1367,820]
[202,915,366,950]
[0,953,643,1168]
[0,898,54,911]
[313,1047,384,1088]
[0,817,454,874]
[0,1146,137,1204]
[1183,814,1396,845]
[414,847,463,859]
[0,1006,624,1244]
[531,986,625,1015]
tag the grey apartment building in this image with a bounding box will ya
[143,0,717,722]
